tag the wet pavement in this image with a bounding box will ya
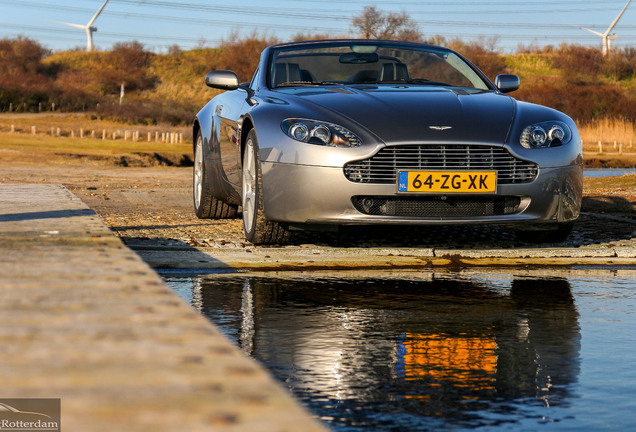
[163,268,636,431]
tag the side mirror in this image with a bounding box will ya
[205,70,239,90]
[494,74,520,93]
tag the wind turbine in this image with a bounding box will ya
[52,0,110,52]
[579,0,632,56]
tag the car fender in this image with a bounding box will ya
[506,101,583,169]
[243,94,384,168]
[194,98,241,205]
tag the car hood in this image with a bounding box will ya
[274,86,516,144]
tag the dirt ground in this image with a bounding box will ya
[1,146,634,250]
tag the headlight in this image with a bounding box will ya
[520,121,571,149]
[281,119,361,147]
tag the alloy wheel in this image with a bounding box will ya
[242,138,257,233]
[193,135,204,210]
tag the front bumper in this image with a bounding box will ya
[261,161,583,226]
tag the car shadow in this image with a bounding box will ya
[112,206,633,256]
[125,239,235,271]
[582,195,635,214]
[289,212,633,249]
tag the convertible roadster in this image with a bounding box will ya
[193,39,582,245]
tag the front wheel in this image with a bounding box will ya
[515,222,574,244]
[193,131,237,219]
[242,130,290,245]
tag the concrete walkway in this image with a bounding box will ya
[0,184,326,432]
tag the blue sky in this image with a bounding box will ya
[1,0,634,53]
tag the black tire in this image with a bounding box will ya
[193,131,237,219]
[515,222,574,244]
[242,130,290,245]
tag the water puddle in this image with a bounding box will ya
[584,168,636,177]
[162,269,636,431]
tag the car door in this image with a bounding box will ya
[217,90,249,188]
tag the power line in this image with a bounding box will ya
[3,0,634,31]
[92,0,636,19]
[2,0,634,51]
[0,0,345,33]
[0,22,217,43]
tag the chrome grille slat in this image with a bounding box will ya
[344,144,538,184]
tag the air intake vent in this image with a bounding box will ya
[352,195,522,218]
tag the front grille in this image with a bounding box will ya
[344,144,538,184]
[352,195,522,218]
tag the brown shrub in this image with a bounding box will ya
[550,44,603,78]
[447,38,508,80]
[290,33,339,42]
[0,37,55,109]
[216,31,279,82]
[601,47,636,81]
[98,41,157,94]
[0,36,48,74]
[96,99,196,126]
[515,76,634,124]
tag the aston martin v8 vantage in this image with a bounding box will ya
[193,40,583,245]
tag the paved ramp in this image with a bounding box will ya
[0,184,325,432]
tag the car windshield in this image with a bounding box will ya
[268,42,490,90]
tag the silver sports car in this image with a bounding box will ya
[193,39,583,245]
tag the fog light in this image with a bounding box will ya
[361,198,374,212]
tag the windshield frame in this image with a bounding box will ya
[263,40,495,91]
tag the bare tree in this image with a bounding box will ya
[352,6,422,42]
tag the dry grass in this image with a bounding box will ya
[0,131,193,169]
[0,114,192,166]
[580,118,635,154]
[0,113,191,142]
[0,131,190,160]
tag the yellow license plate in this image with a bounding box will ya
[397,171,497,193]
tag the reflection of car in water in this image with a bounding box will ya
[395,332,498,391]
[391,278,580,407]
[192,274,580,427]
